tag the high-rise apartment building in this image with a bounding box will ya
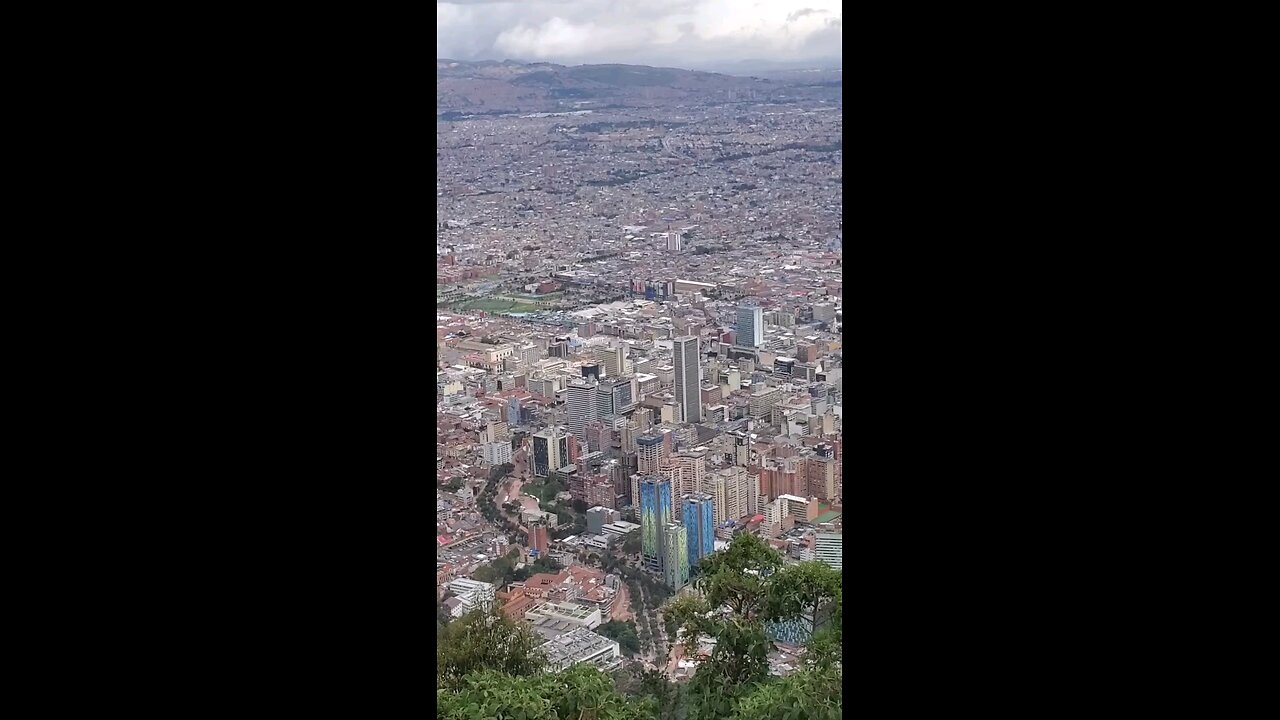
[566,380,599,444]
[703,466,758,528]
[639,476,673,573]
[736,305,764,348]
[682,494,715,571]
[661,451,706,519]
[636,433,668,475]
[532,428,570,477]
[800,454,839,502]
[673,335,701,424]
[663,523,690,589]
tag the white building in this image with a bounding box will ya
[446,578,496,615]
[566,380,598,443]
[535,625,623,672]
[526,601,603,630]
[814,532,842,570]
[483,441,513,466]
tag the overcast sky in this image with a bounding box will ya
[437,0,841,71]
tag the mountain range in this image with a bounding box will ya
[436,60,841,115]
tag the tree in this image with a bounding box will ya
[693,533,780,621]
[623,533,642,555]
[598,619,642,656]
[438,666,655,720]
[571,498,589,513]
[437,605,546,688]
[664,535,787,719]
[731,665,842,720]
[488,462,514,483]
[765,561,842,642]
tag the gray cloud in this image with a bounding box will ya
[437,0,841,70]
[786,8,826,22]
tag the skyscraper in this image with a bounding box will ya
[566,380,598,444]
[506,396,522,426]
[673,335,701,424]
[736,305,763,348]
[639,476,672,573]
[663,523,690,590]
[532,428,570,477]
[682,494,715,572]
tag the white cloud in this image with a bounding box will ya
[437,0,841,69]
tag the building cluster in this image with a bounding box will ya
[437,293,844,592]
[437,90,841,674]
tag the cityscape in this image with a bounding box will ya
[437,3,841,718]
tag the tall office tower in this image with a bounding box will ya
[640,476,673,573]
[507,396,522,426]
[682,494,715,571]
[663,523,690,589]
[596,384,615,419]
[666,231,683,253]
[736,305,764,348]
[673,335,701,424]
[532,428,570,477]
[636,433,668,475]
[612,378,635,414]
[566,380,599,444]
[814,532,842,570]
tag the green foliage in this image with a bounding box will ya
[513,555,563,582]
[694,533,781,621]
[598,619,641,656]
[765,562,842,640]
[623,533,642,554]
[665,536,844,720]
[437,605,546,688]
[731,666,842,720]
[471,548,523,586]
[488,462,515,483]
[438,666,656,720]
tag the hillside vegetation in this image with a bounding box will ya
[437,534,842,720]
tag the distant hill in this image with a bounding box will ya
[436,60,840,115]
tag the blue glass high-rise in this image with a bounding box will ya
[682,494,715,572]
[640,476,672,573]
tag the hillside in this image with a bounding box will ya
[436,60,840,115]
